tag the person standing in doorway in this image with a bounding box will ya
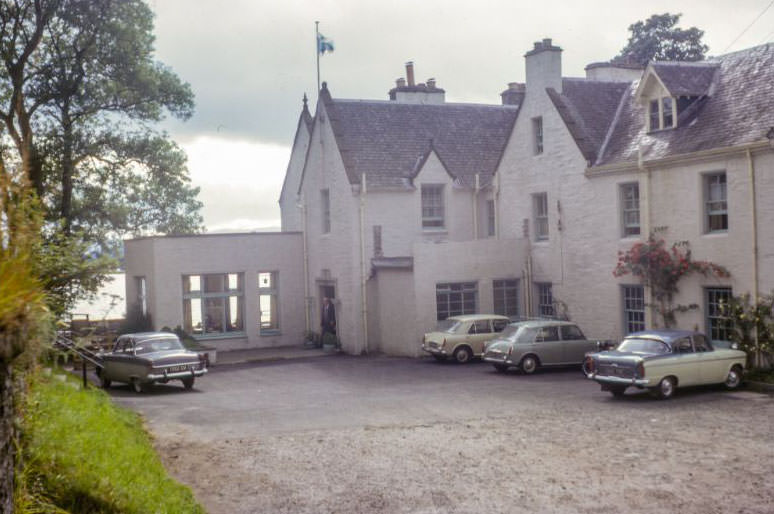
[321,297,336,341]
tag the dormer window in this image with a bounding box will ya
[648,97,676,131]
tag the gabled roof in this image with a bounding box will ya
[279,95,314,201]
[647,61,719,97]
[595,43,774,166]
[319,84,520,190]
[547,79,630,163]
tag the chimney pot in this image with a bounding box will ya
[427,77,436,88]
[534,42,542,50]
[542,38,552,47]
[406,61,415,86]
[396,77,406,87]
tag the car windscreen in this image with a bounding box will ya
[436,319,462,333]
[616,338,670,355]
[134,337,185,354]
[497,325,535,343]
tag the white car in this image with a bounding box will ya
[421,314,510,363]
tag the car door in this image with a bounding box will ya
[534,325,561,365]
[468,319,493,355]
[694,334,728,384]
[106,338,135,382]
[666,337,701,386]
[559,324,593,364]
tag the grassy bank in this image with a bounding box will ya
[16,369,205,513]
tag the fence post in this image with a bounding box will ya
[82,360,87,389]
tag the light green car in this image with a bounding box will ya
[421,314,511,363]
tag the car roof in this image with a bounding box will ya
[506,319,578,328]
[625,329,700,344]
[118,332,179,341]
[447,314,510,322]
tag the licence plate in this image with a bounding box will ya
[168,365,190,372]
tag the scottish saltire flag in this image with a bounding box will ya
[318,33,334,55]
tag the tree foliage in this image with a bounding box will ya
[721,293,774,369]
[0,0,203,314]
[613,229,729,328]
[614,12,708,66]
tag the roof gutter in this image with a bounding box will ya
[585,140,772,177]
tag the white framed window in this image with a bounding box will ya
[321,189,331,233]
[705,287,732,343]
[436,282,477,320]
[183,273,244,337]
[493,279,518,317]
[536,282,554,317]
[533,193,548,241]
[648,97,676,131]
[620,182,640,237]
[622,285,645,334]
[532,116,543,154]
[258,271,279,334]
[704,172,728,232]
[421,184,445,229]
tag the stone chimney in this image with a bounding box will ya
[388,63,445,104]
[396,77,406,88]
[501,82,525,105]
[525,38,563,94]
[584,61,644,82]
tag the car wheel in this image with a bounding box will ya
[493,364,509,373]
[609,386,627,398]
[182,376,195,390]
[100,373,111,389]
[724,365,743,390]
[653,376,676,400]
[453,346,472,364]
[520,355,539,374]
[131,378,146,394]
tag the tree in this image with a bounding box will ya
[0,0,203,313]
[614,13,708,66]
[613,229,729,328]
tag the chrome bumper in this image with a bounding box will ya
[586,373,649,387]
[147,368,207,382]
[483,355,513,365]
[421,344,447,356]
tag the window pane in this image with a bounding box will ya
[204,274,224,293]
[622,285,645,334]
[436,282,477,320]
[227,295,243,331]
[706,287,732,342]
[184,275,201,294]
[649,99,659,130]
[259,272,273,289]
[662,97,673,127]
[705,173,728,232]
[184,298,202,335]
[204,297,224,333]
[422,185,444,229]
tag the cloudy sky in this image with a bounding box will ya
[147,0,774,232]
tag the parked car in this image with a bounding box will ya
[421,314,510,363]
[97,332,208,393]
[482,320,600,373]
[583,329,746,399]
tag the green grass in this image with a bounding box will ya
[16,370,205,514]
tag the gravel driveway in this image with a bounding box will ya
[112,355,774,514]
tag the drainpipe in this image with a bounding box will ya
[298,196,310,333]
[494,172,500,239]
[360,173,369,354]
[473,173,480,239]
[747,149,759,362]
[638,146,654,329]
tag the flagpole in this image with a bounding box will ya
[315,21,320,98]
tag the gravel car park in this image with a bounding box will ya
[111,355,774,514]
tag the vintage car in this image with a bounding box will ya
[421,314,510,363]
[482,320,599,373]
[583,329,746,399]
[97,332,208,393]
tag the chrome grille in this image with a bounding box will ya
[598,364,634,379]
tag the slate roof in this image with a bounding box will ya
[320,85,519,190]
[546,79,630,163]
[649,61,719,97]
[596,44,774,166]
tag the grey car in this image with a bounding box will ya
[97,332,208,393]
[482,320,599,374]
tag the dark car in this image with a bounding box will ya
[97,332,208,393]
[584,329,746,399]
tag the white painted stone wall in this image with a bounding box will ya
[124,233,305,351]
[279,115,312,231]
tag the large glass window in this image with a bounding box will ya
[436,282,477,321]
[536,282,554,317]
[258,271,279,333]
[622,285,645,334]
[493,279,519,317]
[706,287,732,343]
[704,172,728,232]
[533,193,549,241]
[421,184,445,229]
[183,273,244,336]
[620,183,640,237]
[648,97,675,131]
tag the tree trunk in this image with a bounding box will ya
[0,357,14,514]
[61,108,74,233]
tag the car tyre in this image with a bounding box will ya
[609,386,627,398]
[433,355,445,362]
[99,373,111,389]
[653,376,676,400]
[182,376,195,390]
[453,346,473,364]
[493,364,509,373]
[131,378,146,394]
[724,365,743,390]
[520,355,539,375]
